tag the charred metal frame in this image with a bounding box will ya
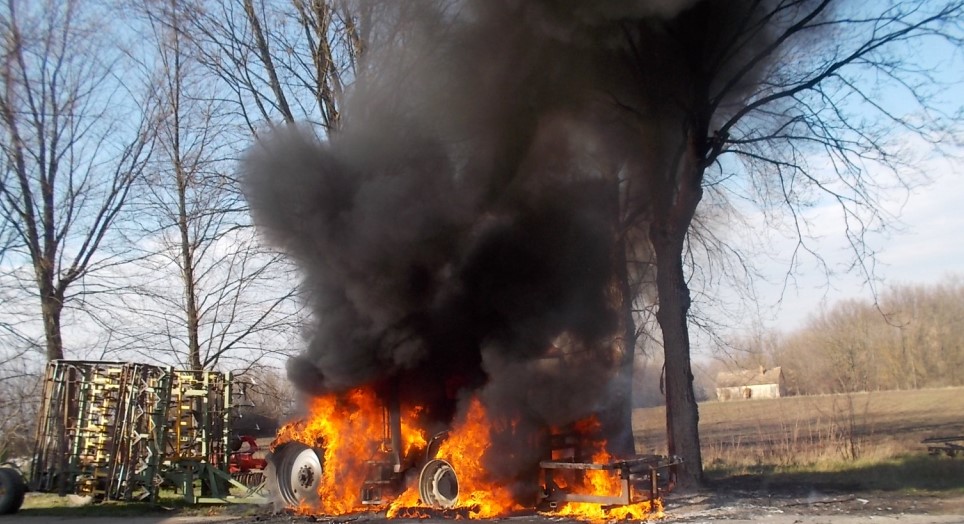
[536,430,680,509]
[361,389,407,506]
[540,455,680,507]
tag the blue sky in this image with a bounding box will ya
[706,15,964,339]
[733,149,963,335]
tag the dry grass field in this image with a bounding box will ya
[633,387,964,488]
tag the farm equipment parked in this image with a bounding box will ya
[923,435,964,457]
[230,434,268,486]
[26,360,267,511]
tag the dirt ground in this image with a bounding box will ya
[632,388,964,463]
[6,489,964,524]
[229,489,964,524]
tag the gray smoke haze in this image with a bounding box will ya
[243,0,793,502]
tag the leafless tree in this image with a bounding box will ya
[0,210,24,344]
[0,210,14,260]
[610,0,963,485]
[771,276,964,395]
[184,0,360,135]
[0,350,41,460]
[88,0,305,371]
[106,0,365,371]
[0,0,157,361]
[234,362,297,418]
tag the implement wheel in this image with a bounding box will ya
[0,468,25,514]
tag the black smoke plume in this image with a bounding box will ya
[243,0,786,501]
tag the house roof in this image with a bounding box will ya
[715,366,783,388]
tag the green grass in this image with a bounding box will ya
[633,387,964,492]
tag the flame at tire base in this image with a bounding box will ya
[269,390,674,521]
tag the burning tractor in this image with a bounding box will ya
[243,92,686,520]
[264,385,680,519]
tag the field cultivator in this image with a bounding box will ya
[230,435,267,487]
[29,360,267,506]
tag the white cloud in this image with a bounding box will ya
[745,150,964,334]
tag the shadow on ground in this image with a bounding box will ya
[708,454,964,494]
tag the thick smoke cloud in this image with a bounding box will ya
[243,0,787,498]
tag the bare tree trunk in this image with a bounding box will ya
[1,0,153,362]
[177,163,201,370]
[243,0,294,124]
[166,7,202,370]
[293,0,343,129]
[39,287,64,361]
[652,227,703,488]
[650,138,705,488]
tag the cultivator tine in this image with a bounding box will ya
[231,471,265,487]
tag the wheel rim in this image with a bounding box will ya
[418,459,459,509]
[273,443,323,507]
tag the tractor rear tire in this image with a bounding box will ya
[0,467,26,514]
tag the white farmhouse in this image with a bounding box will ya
[715,366,786,401]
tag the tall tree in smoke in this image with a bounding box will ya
[610,0,962,486]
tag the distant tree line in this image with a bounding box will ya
[694,276,964,398]
[776,277,964,395]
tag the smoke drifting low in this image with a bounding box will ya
[244,120,619,424]
[243,0,784,498]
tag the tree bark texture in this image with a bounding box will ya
[651,224,703,487]
[649,135,706,488]
[40,289,65,361]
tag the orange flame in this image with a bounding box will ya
[274,388,664,521]
[274,388,429,515]
[540,416,665,521]
[274,388,384,514]
[388,397,523,518]
[546,498,664,521]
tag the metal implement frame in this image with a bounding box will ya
[923,436,964,457]
[105,362,173,502]
[31,360,146,499]
[540,455,681,507]
[30,360,266,505]
[360,388,405,506]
